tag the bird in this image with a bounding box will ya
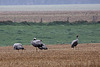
[13,43,25,50]
[31,38,48,51]
[71,35,79,48]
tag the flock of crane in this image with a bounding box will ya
[13,35,79,51]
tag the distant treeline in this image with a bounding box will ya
[0,20,100,25]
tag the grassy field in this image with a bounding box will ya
[0,23,100,46]
[0,43,100,67]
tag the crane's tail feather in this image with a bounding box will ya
[71,45,74,48]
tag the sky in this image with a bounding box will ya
[0,0,100,5]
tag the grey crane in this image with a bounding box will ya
[13,43,24,50]
[71,35,79,48]
[31,38,48,51]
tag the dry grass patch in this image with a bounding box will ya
[0,11,100,22]
[0,43,100,67]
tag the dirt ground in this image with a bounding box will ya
[0,11,100,22]
[0,43,100,67]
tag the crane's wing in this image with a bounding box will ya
[71,40,76,45]
[38,44,48,50]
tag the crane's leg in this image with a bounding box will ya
[75,46,79,50]
[18,49,19,52]
[36,47,38,52]
[76,46,79,50]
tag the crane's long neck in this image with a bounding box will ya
[76,37,78,41]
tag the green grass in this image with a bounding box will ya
[0,23,100,46]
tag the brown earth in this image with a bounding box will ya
[0,43,100,67]
[0,11,100,22]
